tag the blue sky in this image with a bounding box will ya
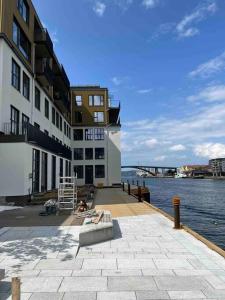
[33,0,225,166]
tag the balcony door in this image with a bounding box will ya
[10,105,19,135]
[51,155,56,189]
[32,149,40,193]
[41,152,48,192]
[85,165,93,185]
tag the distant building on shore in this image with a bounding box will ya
[180,165,210,174]
[209,158,225,176]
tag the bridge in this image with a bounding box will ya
[121,165,177,176]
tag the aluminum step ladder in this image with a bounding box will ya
[58,176,77,213]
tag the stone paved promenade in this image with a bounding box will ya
[0,189,225,299]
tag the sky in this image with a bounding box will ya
[33,0,225,167]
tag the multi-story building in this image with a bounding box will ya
[209,158,225,176]
[71,86,121,186]
[0,0,121,201]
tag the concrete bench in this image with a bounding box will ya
[79,210,113,247]
[0,269,5,281]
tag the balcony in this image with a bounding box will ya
[108,100,121,126]
[35,58,54,86]
[54,89,70,112]
[0,123,71,160]
[34,28,53,57]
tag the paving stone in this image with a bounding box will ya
[59,277,107,292]
[154,259,194,269]
[102,269,142,276]
[168,290,206,299]
[82,259,117,270]
[0,293,32,300]
[21,277,63,293]
[204,275,225,289]
[72,269,101,276]
[29,292,64,300]
[108,276,157,291]
[203,288,225,299]
[136,290,170,299]
[63,292,97,300]
[173,269,213,276]
[97,291,136,300]
[35,259,83,270]
[142,269,174,276]
[154,276,208,291]
[39,270,72,277]
[117,259,155,269]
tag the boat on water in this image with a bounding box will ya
[174,173,187,178]
[136,170,152,178]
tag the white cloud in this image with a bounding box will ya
[189,52,225,79]
[137,88,152,94]
[93,1,106,17]
[154,155,167,162]
[194,143,225,159]
[142,0,158,9]
[176,1,217,38]
[187,85,225,102]
[112,77,122,86]
[144,138,158,148]
[170,144,186,152]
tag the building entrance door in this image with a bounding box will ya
[85,165,93,185]
[32,149,40,193]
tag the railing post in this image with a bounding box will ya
[122,182,125,191]
[128,183,131,195]
[137,180,139,186]
[138,186,142,202]
[172,196,181,229]
[12,277,20,300]
[127,179,129,184]
[143,181,145,188]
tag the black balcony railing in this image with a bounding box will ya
[35,58,54,85]
[1,123,71,160]
[54,90,70,111]
[34,28,53,54]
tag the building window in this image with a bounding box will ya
[74,111,82,123]
[22,72,30,100]
[52,107,55,125]
[59,116,62,131]
[35,87,40,110]
[11,59,20,91]
[89,95,104,106]
[34,122,40,129]
[94,128,104,140]
[85,148,93,160]
[10,106,19,135]
[13,19,31,61]
[74,148,83,160]
[75,95,82,106]
[95,148,104,159]
[85,128,93,140]
[74,165,83,179]
[22,113,29,135]
[73,129,83,140]
[94,112,104,123]
[95,165,105,178]
[56,112,59,128]
[45,99,49,119]
[17,0,29,24]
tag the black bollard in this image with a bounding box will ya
[128,183,131,195]
[122,182,125,191]
[138,186,142,202]
[173,196,181,229]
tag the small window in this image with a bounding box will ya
[74,111,82,123]
[89,95,104,106]
[56,112,59,128]
[85,148,93,160]
[34,122,40,129]
[73,129,83,140]
[74,148,83,160]
[94,112,104,123]
[64,121,66,135]
[52,107,55,125]
[95,165,105,178]
[22,72,30,100]
[17,0,29,24]
[75,95,82,106]
[11,59,20,91]
[85,129,93,140]
[95,148,104,159]
[45,99,49,119]
[13,18,31,61]
[35,87,40,110]
[74,165,83,179]
[22,113,29,135]
[10,106,20,135]
[59,116,62,131]
[94,128,104,140]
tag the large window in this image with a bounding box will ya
[10,106,19,135]
[74,111,82,123]
[35,87,40,110]
[89,95,104,106]
[52,107,55,125]
[95,165,105,178]
[94,128,104,140]
[45,99,49,119]
[13,19,31,61]
[73,129,83,140]
[74,148,83,160]
[56,112,59,128]
[95,148,104,159]
[74,165,83,179]
[11,59,20,91]
[22,72,30,100]
[85,128,93,140]
[17,0,29,24]
[22,113,29,135]
[94,112,104,123]
[59,116,62,131]
[85,148,93,160]
[75,95,82,106]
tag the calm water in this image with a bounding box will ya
[122,175,225,250]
